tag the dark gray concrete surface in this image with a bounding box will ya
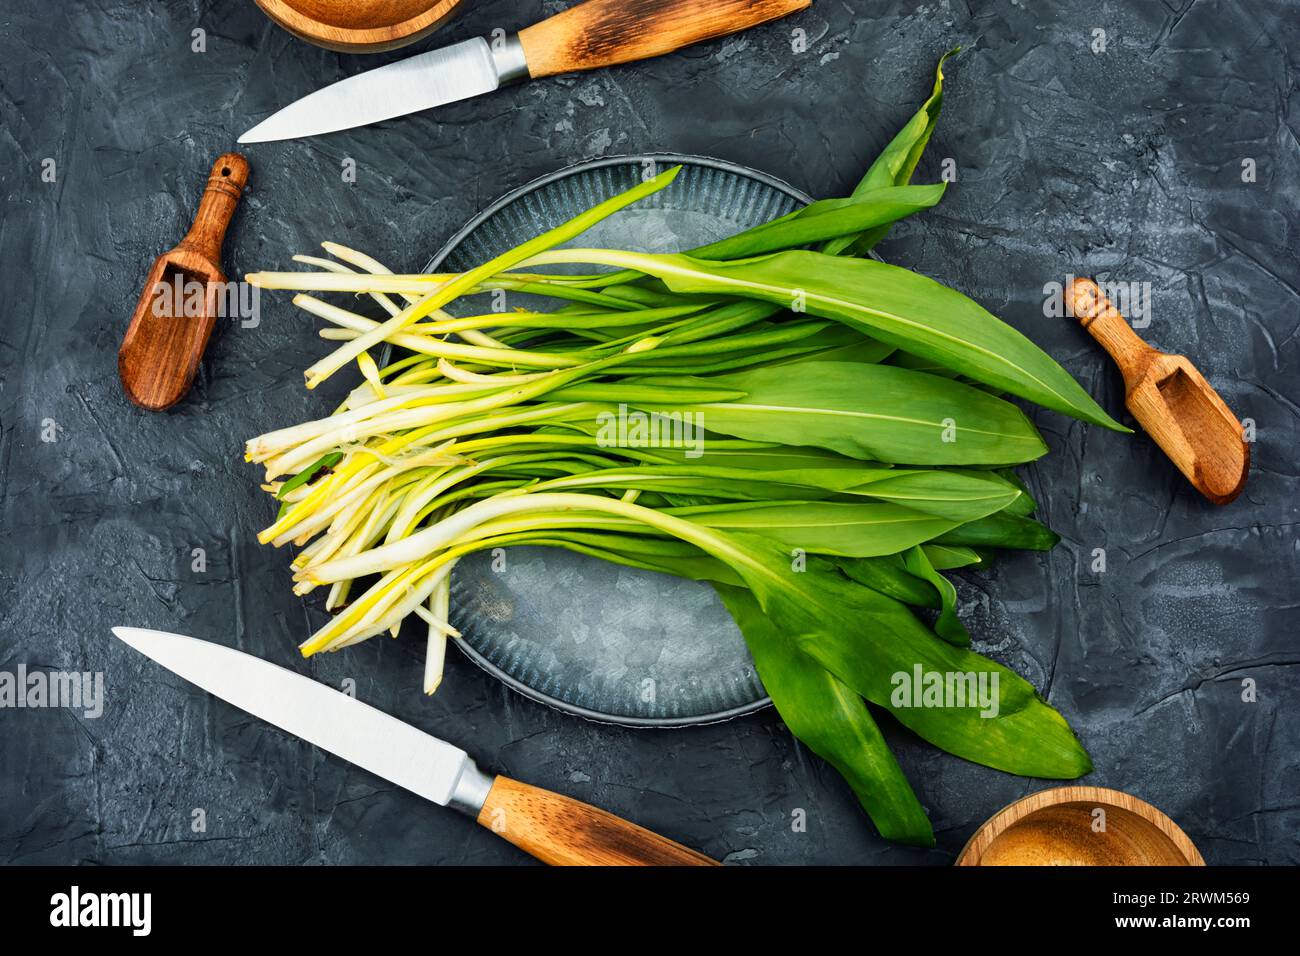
[1,1,1296,865]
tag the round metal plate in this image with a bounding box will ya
[424,154,811,727]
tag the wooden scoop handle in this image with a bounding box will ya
[1067,278,1159,392]
[519,0,810,79]
[177,153,250,270]
[477,776,720,866]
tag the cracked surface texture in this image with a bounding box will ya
[0,0,1296,864]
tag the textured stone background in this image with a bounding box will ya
[1,0,1296,865]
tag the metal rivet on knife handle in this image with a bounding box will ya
[1067,277,1249,505]
[518,0,812,79]
[489,33,530,85]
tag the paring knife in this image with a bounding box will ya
[112,627,718,866]
[239,0,811,143]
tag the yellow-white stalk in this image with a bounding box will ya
[422,564,456,695]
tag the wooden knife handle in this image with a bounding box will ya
[175,153,250,270]
[518,0,811,79]
[476,775,720,866]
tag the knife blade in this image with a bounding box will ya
[112,627,718,866]
[239,37,522,144]
[239,0,811,143]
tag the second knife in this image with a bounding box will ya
[239,0,811,143]
[112,627,717,865]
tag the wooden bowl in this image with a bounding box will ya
[254,0,464,53]
[956,787,1205,866]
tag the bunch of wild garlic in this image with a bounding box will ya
[245,57,1124,846]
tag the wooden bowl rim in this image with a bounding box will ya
[955,786,1205,866]
[255,0,463,53]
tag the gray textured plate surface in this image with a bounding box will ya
[423,155,811,726]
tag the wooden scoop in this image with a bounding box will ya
[118,153,250,410]
[1067,278,1248,505]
